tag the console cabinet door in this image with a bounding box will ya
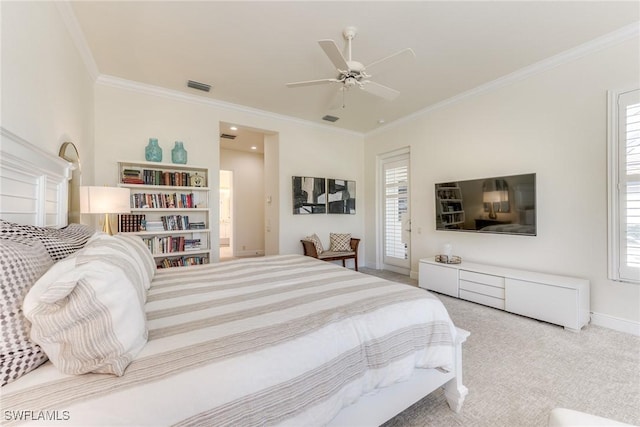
[419,263,458,297]
[505,278,578,329]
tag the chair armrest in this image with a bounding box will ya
[301,240,319,258]
[350,238,360,252]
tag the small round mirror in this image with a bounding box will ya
[59,142,82,224]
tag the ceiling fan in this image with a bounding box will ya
[286,26,415,107]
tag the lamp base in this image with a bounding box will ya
[488,205,497,219]
[102,213,115,235]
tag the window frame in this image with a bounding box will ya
[608,88,640,284]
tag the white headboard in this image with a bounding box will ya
[0,127,71,227]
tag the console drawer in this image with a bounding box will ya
[459,289,505,310]
[459,270,505,288]
[459,279,505,299]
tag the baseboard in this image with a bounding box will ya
[590,312,640,336]
[235,250,265,257]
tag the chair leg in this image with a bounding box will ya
[342,259,346,267]
[354,257,358,271]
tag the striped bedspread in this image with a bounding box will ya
[2,255,456,426]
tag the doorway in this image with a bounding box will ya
[219,170,233,260]
[379,149,411,274]
[219,123,271,259]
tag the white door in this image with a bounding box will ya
[381,153,410,272]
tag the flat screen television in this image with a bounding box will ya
[435,173,536,236]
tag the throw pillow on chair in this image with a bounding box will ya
[330,233,351,252]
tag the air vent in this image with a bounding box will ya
[322,115,339,122]
[220,133,237,140]
[187,80,211,92]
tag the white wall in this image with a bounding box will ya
[364,38,640,326]
[220,148,265,255]
[93,82,365,260]
[1,1,95,183]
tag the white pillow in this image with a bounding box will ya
[88,233,156,295]
[23,239,149,377]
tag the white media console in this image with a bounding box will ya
[419,258,590,331]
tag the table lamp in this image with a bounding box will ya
[482,179,509,220]
[80,186,131,235]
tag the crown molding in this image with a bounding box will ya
[366,21,640,138]
[95,75,364,138]
[55,1,100,82]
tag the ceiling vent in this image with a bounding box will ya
[322,115,340,122]
[187,80,211,92]
[220,133,237,140]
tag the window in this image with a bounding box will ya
[608,88,640,283]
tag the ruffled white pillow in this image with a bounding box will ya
[23,234,151,376]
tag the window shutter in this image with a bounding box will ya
[384,160,409,260]
[610,88,640,283]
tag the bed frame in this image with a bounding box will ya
[0,126,469,425]
[0,127,71,227]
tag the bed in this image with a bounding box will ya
[0,127,469,426]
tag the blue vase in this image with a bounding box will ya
[172,141,187,164]
[145,138,162,162]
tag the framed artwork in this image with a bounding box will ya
[327,179,356,214]
[292,176,326,214]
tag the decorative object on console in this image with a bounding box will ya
[443,242,453,258]
[171,141,187,164]
[145,138,162,162]
[80,186,131,235]
[435,254,461,264]
[482,178,509,219]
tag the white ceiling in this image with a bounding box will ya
[71,1,639,134]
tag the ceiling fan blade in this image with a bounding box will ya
[318,39,349,71]
[364,48,415,74]
[286,78,339,88]
[360,81,400,101]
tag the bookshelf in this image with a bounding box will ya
[435,183,465,229]
[117,160,211,268]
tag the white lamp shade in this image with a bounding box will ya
[80,186,131,214]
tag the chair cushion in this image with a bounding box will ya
[329,233,351,252]
[318,251,355,259]
[304,233,324,254]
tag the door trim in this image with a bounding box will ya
[376,147,410,273]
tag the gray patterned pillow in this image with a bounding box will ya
[0,239,53,386]
[329,233,352,252]
[0,220,95,261]
[304,233,324,254]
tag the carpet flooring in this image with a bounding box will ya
[358,268,640,427]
